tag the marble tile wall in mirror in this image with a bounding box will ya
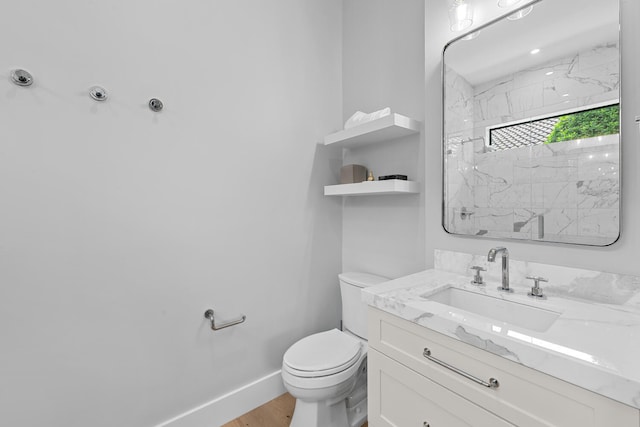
[443,0,620,246]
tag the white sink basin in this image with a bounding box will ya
[424,287,560,332]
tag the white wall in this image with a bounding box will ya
[0,1,343,426]
[425,0,640,275]
[341,0,426,279]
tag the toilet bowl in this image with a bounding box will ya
[281,272,388,427]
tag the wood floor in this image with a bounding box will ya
[222,393,368,427]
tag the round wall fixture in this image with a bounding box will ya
[90,86,108,101]
[11,69,34,86]
[148,98,163,112]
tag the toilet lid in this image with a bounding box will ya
[339,272,389,288]
[283,329,362,377]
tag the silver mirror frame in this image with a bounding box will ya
[441,0,622,247]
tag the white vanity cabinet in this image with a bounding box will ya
[367,307,640,427]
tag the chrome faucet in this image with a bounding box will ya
[487,247,512,292]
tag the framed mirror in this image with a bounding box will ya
[442,0,620,246]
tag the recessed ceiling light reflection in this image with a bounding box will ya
[545,71,554,76]
[449,0,474,32]
[530,48,540,55]
[508,5,534,20]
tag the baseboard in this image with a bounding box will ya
[156,370,286,427]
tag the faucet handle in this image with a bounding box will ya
[526,276,548,299]
[470,266,486,285]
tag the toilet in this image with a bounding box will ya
[281,272,389,427]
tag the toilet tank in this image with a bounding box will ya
[339,272,389,340]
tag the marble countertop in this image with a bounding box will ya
[362,268,640,410]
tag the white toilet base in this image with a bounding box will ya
[287,376,367,427]
[289,395,367,427]
[289,398,349,427]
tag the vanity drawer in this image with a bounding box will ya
[368,348,514,427]
[368,307,640,427]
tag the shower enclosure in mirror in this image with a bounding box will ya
[443,0,620,246]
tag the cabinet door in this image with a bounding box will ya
[368,348,514,427]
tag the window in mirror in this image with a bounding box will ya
[487,102,620,151]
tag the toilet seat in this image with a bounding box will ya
[283,329,363,378]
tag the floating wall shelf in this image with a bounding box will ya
[324,179,420,196]
[324,113,421,148]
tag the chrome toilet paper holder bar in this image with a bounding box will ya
[204,309,246,331]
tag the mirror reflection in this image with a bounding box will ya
[443,0,620,246]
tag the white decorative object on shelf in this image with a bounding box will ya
[324,179,420,196]
[324,113,421,148]
[344,107,391,129]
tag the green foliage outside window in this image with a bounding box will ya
[545,104,619,144]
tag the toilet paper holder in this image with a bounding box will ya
[204,309,246,331]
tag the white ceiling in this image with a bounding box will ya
[445,0,619,86]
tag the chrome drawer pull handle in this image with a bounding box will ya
[423,348,499,389]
